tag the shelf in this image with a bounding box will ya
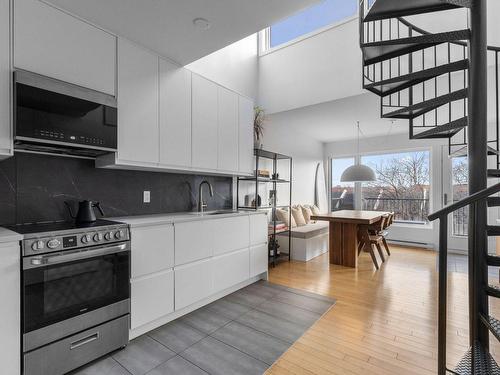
[238,205,291,210]
[238,177,290,183]
[254,148,292,160]
[268,228,290,236]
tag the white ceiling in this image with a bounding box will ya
[45,0,320,65]
[268,93,408,143]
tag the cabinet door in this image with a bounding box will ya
[250,214,268,246]
[0,0,11,156]
[14,0,116,95]
[192,74,218,170]
[210,216,250,256]
[217,87,239,173]
[238,96,254,175]
[175,221,213,266]
[0,242,20,374]
[159,59,192,168]
[117,39,159,164]
[250,244,268,278]
[213,248,250,293]
[131,270,174,329]
[175,259,213,310]
[131,224,174,278]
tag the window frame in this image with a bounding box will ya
[328,146,434,228]
[259,8,358,56]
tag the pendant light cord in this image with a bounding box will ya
[357,121,360,159]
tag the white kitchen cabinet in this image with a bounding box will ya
[238,96,254,175]
[217,87,239,173]
[192,74,218,170]
[159,59,192,168]
[14,0,116,95]
[0,0,11,158]
[175,259,213,310]
[175,220,213,266]
[131,269,174,329]
[210,216,250,256]
[117,39,159,165]
[131,224,174,278]
[0,241,20,375]
[250,244,268,278]
[213,248,250,293]
[250,213,268,246]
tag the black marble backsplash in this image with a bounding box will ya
[0,153,233,226]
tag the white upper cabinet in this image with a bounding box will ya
[239,96,255,175]
[192,74,218,170]
[217,87,239,173]
[14,0,116,95]
[159,59,192,168]
[0,0,11,158]
[117,39,159,165]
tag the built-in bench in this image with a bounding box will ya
[278,221,329,261]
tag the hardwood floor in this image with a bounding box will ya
[266,246,500,375]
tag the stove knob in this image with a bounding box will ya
[81,234,91,244]
[114,230,124,240]
[93,233,103,242]
[104,232,112,241]
[47,239,61,249]
[31,240,45,251]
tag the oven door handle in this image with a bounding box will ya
[24,243,129,269]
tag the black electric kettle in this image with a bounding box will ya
[65,200,105,223]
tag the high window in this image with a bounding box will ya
[267,0,358,49]
[361,151,431,224]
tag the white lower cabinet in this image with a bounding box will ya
[131,224,174,278]
[131,270,174,329]
[175,258,213,310]
[250,244,268,278]
[175,220,213,266]
[210,215,249,256]
[213,248,250,293]
[0,242,20,375]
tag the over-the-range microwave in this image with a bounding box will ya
[14,70,118,159]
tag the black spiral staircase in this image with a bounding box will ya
[359,0,500,374]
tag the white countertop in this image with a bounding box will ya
[0,227,23,243]
[112,210,267,228]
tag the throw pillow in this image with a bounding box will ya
[276,208,296,228]
[310,204,321,216]
[301,205,313,224]
[292,206,307,226]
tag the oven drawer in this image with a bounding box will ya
[24,315,129,375]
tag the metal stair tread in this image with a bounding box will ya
[382,88,468,119]
[364,0,471,22]
[452,342,500,374]
[488,169,500,178]
[486,284,500,299]
[487,196,500,207]
[451,146,499,158]
[481,314,500,342]
[364,60,469,97]
[411,117,467,139]
[362,29,470,65]
[487,225,500,236]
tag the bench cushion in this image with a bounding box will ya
[287,221,329,239]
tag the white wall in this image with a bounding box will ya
[186,34,259,100]
[262,111,325,207]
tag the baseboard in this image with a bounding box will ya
[387,239,434,249]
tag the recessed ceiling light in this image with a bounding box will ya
[193,18,211,31]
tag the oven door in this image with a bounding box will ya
[22,243,130,335]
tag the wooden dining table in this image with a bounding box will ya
[311,210,390,268]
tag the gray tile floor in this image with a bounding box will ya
[70,281,335,375]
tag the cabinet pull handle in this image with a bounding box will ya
[70,332,100,350]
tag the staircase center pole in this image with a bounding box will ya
[468,0,489,349]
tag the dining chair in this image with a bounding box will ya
[358,216,387,270]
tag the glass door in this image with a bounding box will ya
[330,157,356,211]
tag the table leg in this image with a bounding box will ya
[329,222,358,268]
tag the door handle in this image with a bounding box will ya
[70,332,99,350]
[443,193,448,206]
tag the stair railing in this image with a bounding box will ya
[359,0,500,163]
[428,181,500,375]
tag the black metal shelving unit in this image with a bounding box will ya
[236,148,292,267]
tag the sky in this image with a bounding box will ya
[270,0,358,47]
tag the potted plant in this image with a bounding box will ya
[254,106,266,149]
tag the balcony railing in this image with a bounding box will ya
[362,197,429,224]
[452,204,468,236]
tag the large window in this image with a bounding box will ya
[452,156,468,236]
[331,157,356,211]
[361,151,431,224]
[268,0,357,49]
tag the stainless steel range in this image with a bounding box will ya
[11,220,131,375]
